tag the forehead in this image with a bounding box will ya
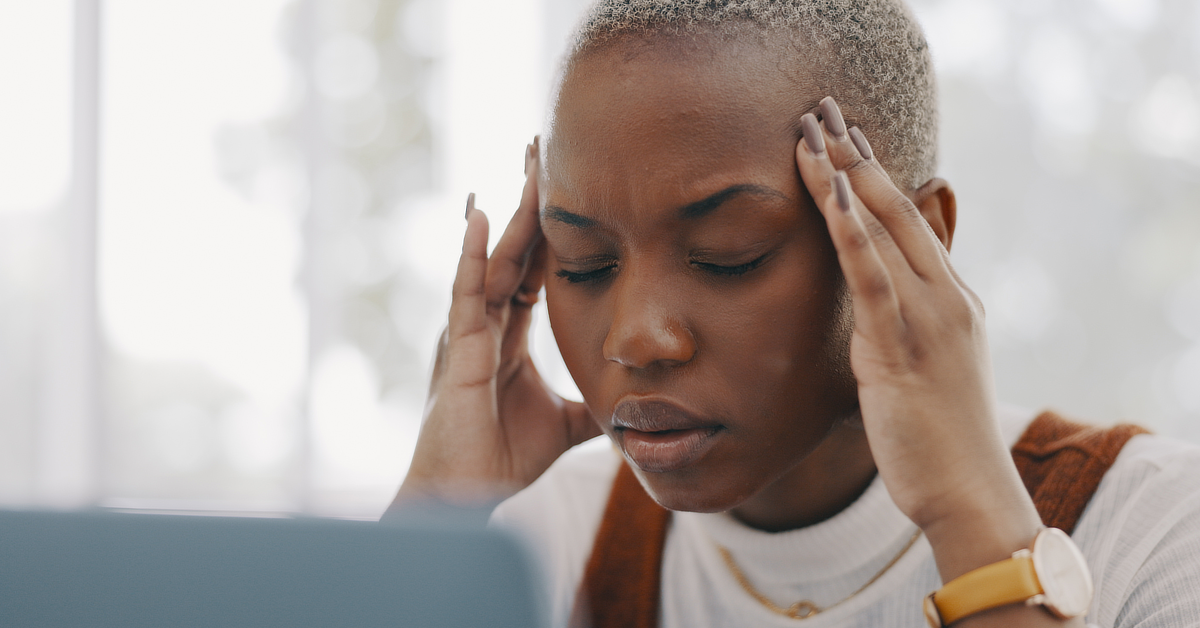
[545,33,821,208]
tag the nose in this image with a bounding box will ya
[601,273,697,370]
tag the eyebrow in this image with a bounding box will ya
[543,183,791,229]
[543,206,597,229]
[678,183,791,220]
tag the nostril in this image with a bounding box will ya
[602,321,696,369]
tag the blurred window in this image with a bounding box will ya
[0,0,73,504]
[100,0,307,512]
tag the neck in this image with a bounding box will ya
[730,419,877,532]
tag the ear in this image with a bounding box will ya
[910,178,957,252]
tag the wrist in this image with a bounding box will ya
[920,486,1043,584]
[924,527,1093,628]
[394,457,524,510]
[391,475,517,513]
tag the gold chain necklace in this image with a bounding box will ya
[716,528,923,619]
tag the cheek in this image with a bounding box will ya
[710,249,850,393]
[544,280,605,398]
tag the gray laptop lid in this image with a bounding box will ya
[0,508,546,628]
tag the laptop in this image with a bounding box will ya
[0,508,546,627]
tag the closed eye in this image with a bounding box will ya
[555,264,616,284]
[693,255,768,277]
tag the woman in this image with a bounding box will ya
[390,1,1200,626]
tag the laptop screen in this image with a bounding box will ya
[0,508,546,628]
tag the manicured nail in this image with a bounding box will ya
[833,172,852,212]
[819,96,847,140]
[465,192,475,220]
[801,113,826,156]
[848,127,874,161]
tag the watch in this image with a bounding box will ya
[923,527,1093,627]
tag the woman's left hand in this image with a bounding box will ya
[794,97,1069,626]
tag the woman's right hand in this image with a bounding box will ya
[389,139,601,508]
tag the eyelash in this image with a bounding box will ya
[694,256,767,276]
[555,255,768,284]
[556,266,616,284]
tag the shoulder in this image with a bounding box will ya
[1075,430,1200,625]
[1108,429,1200,475]
[489,438,622,625]
[1086,428,1200,522]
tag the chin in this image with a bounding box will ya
[634,466,759,514]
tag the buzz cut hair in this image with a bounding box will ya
[565,0,938,191]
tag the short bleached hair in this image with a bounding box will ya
[566,0,938,191]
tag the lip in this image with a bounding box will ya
[611,399,724,473]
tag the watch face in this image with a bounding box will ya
[1032,528,1094,618]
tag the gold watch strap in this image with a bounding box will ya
[929,550,1042,625]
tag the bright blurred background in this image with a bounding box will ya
[0,0,1197,519]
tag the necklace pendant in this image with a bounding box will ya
[787,601,820,619]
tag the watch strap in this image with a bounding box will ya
[928,550,1042,625]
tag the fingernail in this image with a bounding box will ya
[848,127,874,161]
[833,172,852,212]
[801,113,825,156]
[819,96,847,140]
[465,192,475,220]
[524,144,532,175]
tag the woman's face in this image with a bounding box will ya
[541,36,861,513]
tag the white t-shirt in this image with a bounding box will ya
[490,406,1200,627]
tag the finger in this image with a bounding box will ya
[564,399,602,447]
[517,237,547,305]
[429,326,450,395]
[448,203,491,343]
[516,137,549,306]
[817,97,951,279]
[825,171,902,335]
[817,97,888,180]
[797,113,910,279]
[816,97,892,183]
[499,242,548,367]
[485,142,543,312]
